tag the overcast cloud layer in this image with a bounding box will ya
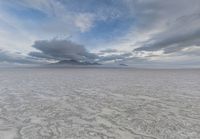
[0,0,200,67]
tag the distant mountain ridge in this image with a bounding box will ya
[51,59,101,65]
[47,60,130,68]
[119,63,128,66]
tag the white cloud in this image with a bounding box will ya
[74,13,95,32]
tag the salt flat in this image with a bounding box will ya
[0,68,200,139]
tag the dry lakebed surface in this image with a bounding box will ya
[0,68,200,139]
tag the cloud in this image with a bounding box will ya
[98,52,133,62]
[0,49,40,64]
[29,39,98,62]
[74,13,95,32]
[1,39,135,65]
[129,0,200,52]
[1,0,200,67]
[181,46,200,56]
[29,39,138,64]
[134,13,200,53]
[100,49,119,53]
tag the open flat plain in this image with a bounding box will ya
[0,68,200,139]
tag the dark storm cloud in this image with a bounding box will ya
[29,39,98,62]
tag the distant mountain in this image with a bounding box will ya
[45,60,131,68]
[119,63,128,66]
[51,59,101,66]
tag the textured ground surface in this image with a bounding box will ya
[0,68,200,139]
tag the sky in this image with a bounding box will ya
[0,0,200,68]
